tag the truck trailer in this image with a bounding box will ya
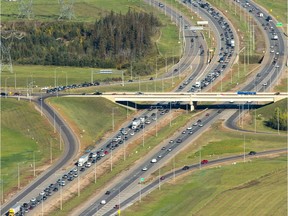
[78,154,89,166]
[8,204,21,216]
[131,119,141,129]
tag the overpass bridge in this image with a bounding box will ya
[65,92,288,110]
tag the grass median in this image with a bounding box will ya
[151,119,286,177]
[49,110,199,215]
[124,155,287,216]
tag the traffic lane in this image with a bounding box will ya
[104,148,288,216]
[1,98,79,215]
[80,109,223,215]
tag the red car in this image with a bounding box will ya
[104,150,109,155]
[201,160,208,164]
[205,113,210,117]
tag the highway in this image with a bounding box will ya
[0,96,80,215]
[1,0,209,215]
[78,0,287,215]
[2,0,286,215]
[104,148,287,216]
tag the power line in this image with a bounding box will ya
[58,0,76,20]
[18,0,34,19]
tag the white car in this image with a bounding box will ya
[85,162,92,168]
[142,167,148,171]
[39,191,45,196]
[187,126,192,130]
[130,131,135,136]
[151,158,157,163]
[100,200,106,205]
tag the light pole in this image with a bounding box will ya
[5,77,10,98]
[59,125,65,151]
[33,151,41,176]
[35,187,45,216]
[54,67,61,88]
[0,174,8,205]
[55,173,63,210]
[112,107,119,131]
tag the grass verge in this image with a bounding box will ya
[123,155,287,216]
[48,110,198,215]
[1,98,62,201]
[240,98,287,134]
[152,120,287,176]
[48,97,135,150]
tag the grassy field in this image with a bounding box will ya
[152,119,287,176]
[241,98,287,134]
[1,0,181,89]
[1,98,62,200]
[254,0,288,32]
[48,97,135,150]
[50,111,197,215]
[123,155,287,216]
[274,74,288,92]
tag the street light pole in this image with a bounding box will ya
[112,108,115,131]
[5,77,10,98]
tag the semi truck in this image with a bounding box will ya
[131,119,141,129]
[78,154,89,166]
[8,204,21,216]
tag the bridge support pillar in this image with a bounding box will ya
[190,101,197,111]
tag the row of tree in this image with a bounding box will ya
[266,107,287,131]
[3,10,161,72]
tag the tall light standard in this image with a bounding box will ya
[112,107,119,131]
[59,125,65,150]
[4,77,10,98]
[55,173,63,210]
[33,150,41,176]
[0,174,8,205]
[54,67,61,88]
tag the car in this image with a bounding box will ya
[193,122,198,126]
[85,162,91,168]
[142,167,148,171]
[53,187,59,192]
[73,168,78,172]
[199,124,203,127]
[188,131,193,134]
[60,180,65,186]
[182,131,186,134]
[197,119,202,123]
[161,147,166,150]
[30,197,36,203]
[182,166,190,170]
[151,158,157,163]
[187,126,192,130]
[262,83,267,86]
[229,101,234,103]
[114,204,120,209]
[100,200,106,205]
[201,160,208,164]
[39,191,45,196]
[130,131,135,136]
[158,155,162,158]
[73,172,78,177]
[167,148,172,152]
[205,113,210,117]
[275,92,280,95]
[176,138,182,143]
[160,176,165,180]
[105,191,111,195]
[169,140,174,143]
[248,151,256,155]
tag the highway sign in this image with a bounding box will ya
[100,69,112,74]
[189,26,204,31]
[197,21,208,25]
[140,177,145,182]
[276,22,283,27]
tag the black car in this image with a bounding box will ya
[182,166,190,170]
[105,191,111,195]
[248,151,256,155]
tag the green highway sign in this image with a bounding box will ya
[140,177,145,182]
[276,22,283,27]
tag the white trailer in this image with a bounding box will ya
[230,39,235,47]
[78,154,89,166]
[131,119,141,129]
[8,204,21,216]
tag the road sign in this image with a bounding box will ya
[140,177,145,182]
[189,26,204,31]
[276,22,283,27]
[99,69,112,74]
